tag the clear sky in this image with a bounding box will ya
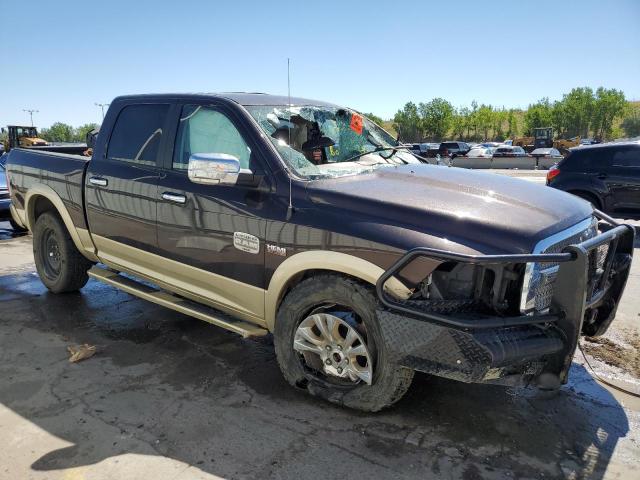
[1,0,638,128]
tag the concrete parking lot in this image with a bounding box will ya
[0,209,639,479]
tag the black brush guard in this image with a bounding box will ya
[375,211,634,386]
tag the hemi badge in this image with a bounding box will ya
[267,244,287,257]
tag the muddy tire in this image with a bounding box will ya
[33,212,92,293]
[274,274,414,412]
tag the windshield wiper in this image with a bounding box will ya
[341,146,411,164]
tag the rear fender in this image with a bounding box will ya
[24,184,98,262]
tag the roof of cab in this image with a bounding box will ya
[112,92,339,108]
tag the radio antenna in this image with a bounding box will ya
[286,58,294,220]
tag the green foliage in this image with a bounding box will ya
[450,109,466,140]
[591,88,627,140]
[506,109,519,138]
[40,122,74,142]
[419,98,454,141]
[74,123,100,143]
[524,98,553,135]
[621,105,640,138]
[561,87,594,138]
[474,105,494,141]
[393,102,422,142]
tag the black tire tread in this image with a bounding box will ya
[33,212,92,293]
[274,274,414,412]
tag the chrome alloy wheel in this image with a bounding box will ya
[293,313,373,385]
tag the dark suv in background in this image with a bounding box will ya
[438,141,470,157]
[547,142,640,216]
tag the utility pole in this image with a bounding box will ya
[95,103,110,121]
[23,109,39,126]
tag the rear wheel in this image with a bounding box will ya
[274,274,414,412]
[33,212,92,293]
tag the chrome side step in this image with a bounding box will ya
[88,266,268,338]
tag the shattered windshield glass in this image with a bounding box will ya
[245,105,418,179]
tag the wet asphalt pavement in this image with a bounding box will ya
[0,219,639,480]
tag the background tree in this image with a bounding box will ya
[393,102,422,142]
[469,100,479,140]
[74,123,100,143]
[524,98,553,135]
[591,88,627,140]
[40,122,74,142]
[492,108,507,141]
[506,109,519,138]
[560,87,594,138]
[475,105,494,140]
[450,109,466,140]
[621,105,640,138]
[419,98,454,141]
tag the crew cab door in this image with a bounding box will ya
[86,103,171,266]
[155,102,271,322]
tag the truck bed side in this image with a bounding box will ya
[5,148,98,261]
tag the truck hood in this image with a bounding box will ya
[305,164,593,254]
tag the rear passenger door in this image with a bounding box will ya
[86,103,171,267]
[155,102,270,322]
[608,146,640,213]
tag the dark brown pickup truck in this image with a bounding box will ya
[4,93,634,411]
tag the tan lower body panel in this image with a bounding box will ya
[92,235,266,326]
[9,205,27,228]
[88,266,267,337]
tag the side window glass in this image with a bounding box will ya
[173,105,251,170]
[612,148,640,168]
[107,104,169,165]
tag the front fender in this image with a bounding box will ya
[264,250,411,331]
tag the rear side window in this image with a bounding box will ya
[107,104,169,165]
[612,146,640,168]
[562,148,613,171]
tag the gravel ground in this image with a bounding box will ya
[0,216,639,480]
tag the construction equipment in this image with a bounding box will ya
[554,136,581,155]
[514,128,581,155]
[2,125,48,152]
[514,127,553,153]
[2,125,88,155]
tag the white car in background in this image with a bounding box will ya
[466,147,494,158]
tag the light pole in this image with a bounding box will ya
[95,103,110,121]
[23,109,39,126]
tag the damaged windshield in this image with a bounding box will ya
[245,105,419,179]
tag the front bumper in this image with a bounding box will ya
[375,211,634,386]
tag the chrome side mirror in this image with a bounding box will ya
[188,153,240,185]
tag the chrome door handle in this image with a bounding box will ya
[89,177,108,187]
[161,192,186,204]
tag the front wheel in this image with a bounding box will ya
[274,274,414,412]
[33,211,92,293]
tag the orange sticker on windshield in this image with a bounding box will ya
[350,113,363,135]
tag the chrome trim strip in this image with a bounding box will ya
[519,217,596,313]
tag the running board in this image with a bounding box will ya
[88,266,268,338]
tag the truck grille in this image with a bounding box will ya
[520,218,598,313]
